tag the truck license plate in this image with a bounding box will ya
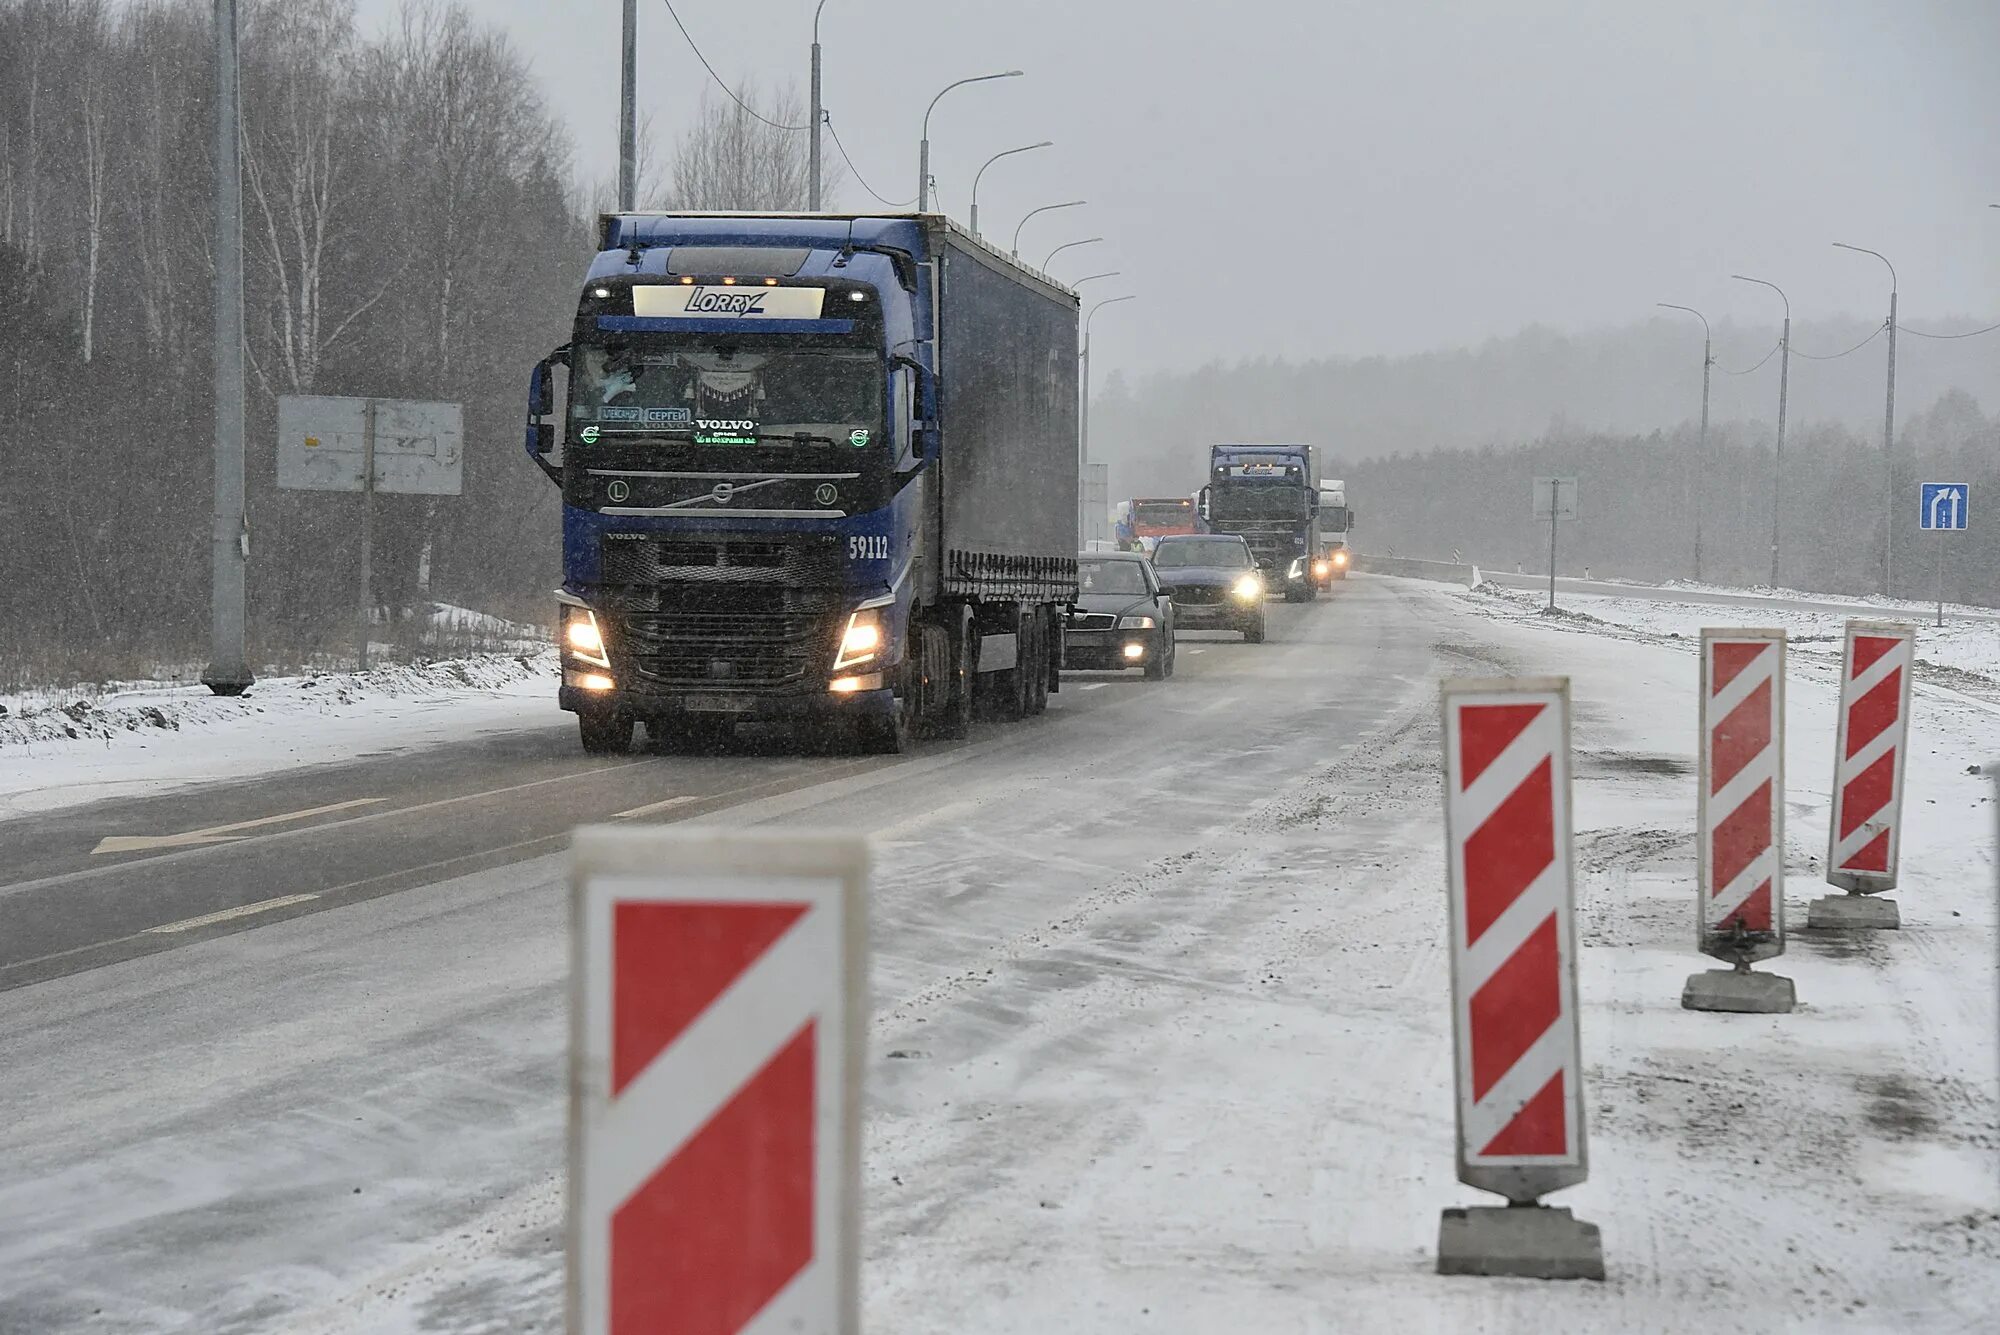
[682,693,747,713]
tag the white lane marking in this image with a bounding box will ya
[1187,649,1206,654]
[1079,683,1110,691]
[144,893,320,934]
[92,798,386,855]
[611,794,703,820]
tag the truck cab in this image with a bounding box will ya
[1199,444,1320,602]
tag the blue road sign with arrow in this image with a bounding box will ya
[1920,483,1969,532]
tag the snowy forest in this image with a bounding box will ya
[1093,321,2000,605]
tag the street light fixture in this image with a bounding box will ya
[1656,303,1713,582]
[968,140,1051,238]
[1042,236,1102,269]
[1010,200,1083,258]
[1071,271,1119,288]
[1732,273,1792,589]
[1080,294,1136,467]
[918,70,1023,212]
[1833,242,1899,595]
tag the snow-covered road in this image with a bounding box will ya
[0,576,1994,1333]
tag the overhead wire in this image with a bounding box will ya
[659,0,811,131]
[1720,341,1782,376]
[1788,322,1886,361]
[1896,319,2000,340]
[824,115,916,207]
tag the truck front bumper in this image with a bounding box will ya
[560,682,896,723]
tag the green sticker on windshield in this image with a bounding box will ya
[848,428,870,448]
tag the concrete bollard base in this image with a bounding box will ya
[1681,968,1796,1013]
[1806,894,1900,931]
[1437,1204,1605,1281]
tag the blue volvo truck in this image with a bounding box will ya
[1200,444,1322,601]
[525,213,1079,754]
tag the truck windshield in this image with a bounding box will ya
[571,343,881,446]
[1153,540,1251,569]
[1209,485,1305,520]
[1133,501,1194,527]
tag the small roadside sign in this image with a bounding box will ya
[277,394,464,496]
[1919,483,1969,532]
[1532,477,1579,521]
[568,827,866,1335]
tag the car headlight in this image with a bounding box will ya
[1313,559,1332,578]
[1117,615,1157,629]
[834,608,883,669]
[1333,549,1349,567]
[1232,573,1264,601]
[563,607,609,667]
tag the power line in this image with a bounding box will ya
[1789,322,1885,361]
[659,0,810,131]
[824,114,915,207]
[1897,319,2000,340]
[1721,340,1782,376]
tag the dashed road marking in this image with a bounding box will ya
[93,798,385,855]
[145,894,320,935]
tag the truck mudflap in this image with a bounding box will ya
[943,549,1078,602]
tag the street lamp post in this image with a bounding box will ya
[809,0,830,209]
[1070,271,1119,289]
[1010,200,1083,258]
[618,0,636,210]
[1657,303,1712,582]
[1042,236,1102,269]
[918,70,1022,212]
[1834,242,1898,595]
[968,140,1051,237]
[1733,274,1791,589]
[203,0,251,695]
[1080,295,1136,467]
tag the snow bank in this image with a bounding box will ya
[0,651,558,820]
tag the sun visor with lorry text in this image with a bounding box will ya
[665,247,811,278]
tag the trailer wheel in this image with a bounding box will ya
[942,615,976,740]
[578,709,634,755]
[1027,615,1051,714]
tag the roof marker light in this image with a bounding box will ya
[763,277,779,286]
[679,276,694,285]
[592,287,611,298]
[721,276,737,285]
[848,290,868,303]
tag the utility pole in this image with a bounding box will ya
[809,0,828,209]
[1657,304,1712,582]
[202,0,251,696]
[1734,274,1791,589]
[618,0,636,211]
[1834,244,1899,596]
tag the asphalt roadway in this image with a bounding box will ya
[0,577,1456,1332]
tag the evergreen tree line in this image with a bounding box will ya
[1343,389,1997,607]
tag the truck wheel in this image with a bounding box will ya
[942,617,976,739]
[1028,617,1051,714]
[857,693,913,754]
[578,709,634,755]
[1243,619,1265,644]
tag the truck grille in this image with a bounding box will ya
[613,585,844,693]
[600,533,844,587]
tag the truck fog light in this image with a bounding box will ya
[578,672,615,691]
[1122,642,1146,660]
[829,672,883,693]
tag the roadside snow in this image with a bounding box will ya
[0,652,558,820]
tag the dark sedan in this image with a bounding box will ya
[1062,551,1176,678]
[1150,534,1266,642]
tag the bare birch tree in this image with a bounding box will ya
[665,82,835,212]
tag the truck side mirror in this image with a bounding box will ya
[524,348,568,484]
[1197,486,1211,522]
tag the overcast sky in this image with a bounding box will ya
[356,0,2000,375]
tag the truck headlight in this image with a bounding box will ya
[1333,549,1349,567]
[1286,558,1304,580]
[1117,615,1157,629]
[834,608,883,669]
[563,607,609,667]
[1313,559,1332,579]
[1232,573,1264,601]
